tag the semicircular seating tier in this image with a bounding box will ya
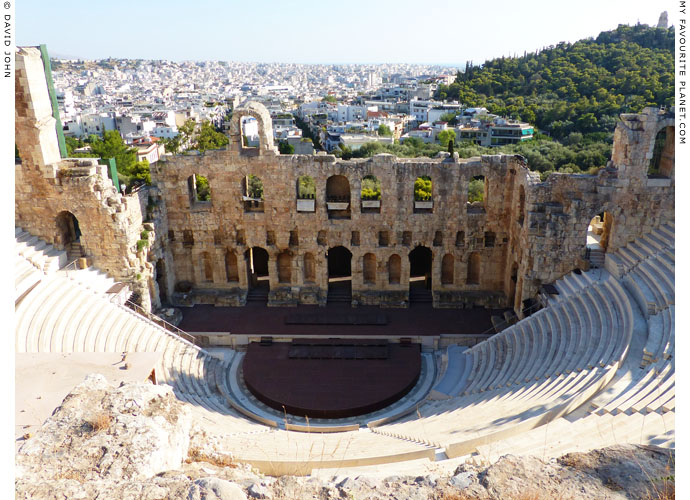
[14,222,674,474]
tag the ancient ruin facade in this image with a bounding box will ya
[15,47,675,314]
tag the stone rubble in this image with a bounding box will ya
[15,376,675,500]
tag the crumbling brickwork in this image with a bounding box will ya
[14,47,155,311]
[14,47,674,314]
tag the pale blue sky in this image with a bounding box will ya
[18,0,675,64]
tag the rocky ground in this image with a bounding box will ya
[15,377,675,500]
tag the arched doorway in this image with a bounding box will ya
[409,246,432,303]
[245,247,270,303]
[156,259,168,305]
[327,246,352,303]
[586,211,613,268]
[55,210,83,259]
[648,126,674,179]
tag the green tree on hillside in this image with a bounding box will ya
[377,124,393,136]
[437,129,456,147]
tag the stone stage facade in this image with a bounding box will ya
[15,47,675,315]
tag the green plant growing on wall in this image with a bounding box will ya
[247,175,263,199]
[361,175,381,200]
[468,178,485,203]
[297,176,316,199]
[414,176,432,201]
[196,175,211,201]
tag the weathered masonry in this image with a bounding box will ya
[150,103,675,312]
[14,46,675,314]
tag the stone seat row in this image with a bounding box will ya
[15,229,68,275]
[642,305,674,367]
[622,254,674,318]
[591,349,675,416]
[371,272,634,455]
[473,408,674,464]
[453,276,629,398]
[605,223,674,279]
[375,360,620,456]
[552,270,595,303]
[14,254,43,304]
[14,239,269,438]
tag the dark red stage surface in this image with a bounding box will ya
[242,339,421,418]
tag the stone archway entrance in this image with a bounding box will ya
[55,211,83,260]
[409,246,432,303]
[327,246,352,304]
[156,259,168,305]
[586,211,613,268]
[245,247,269,303]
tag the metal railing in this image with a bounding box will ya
[59,258,82,278]
[124,299,199,346]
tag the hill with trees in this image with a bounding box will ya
[436,23,673,140]
[338,23,673,179]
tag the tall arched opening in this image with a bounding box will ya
[200,252,213,283]
[467,252,481,285]
[156,259,168,305]
[409,246,432,302]
[388,254,401,284]
[303,252,316,283]
[244,247,270,302]
[277,251,292,284]
[441,254,454,285]
[225,250,239,282]
[327,246,352,303]
[363,253,376,284]
[586,211,613,268]
[55,211,82,255]
[648,126,674,179]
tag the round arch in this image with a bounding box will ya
[55,211,81,250]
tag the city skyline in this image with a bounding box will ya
[18,0,674,65]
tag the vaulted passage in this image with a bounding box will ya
[409,246,432,302]
[586,211,613,268]
[55,211,83,260]
[245,247,269,303]
[156,259,168,305]
[327,246,352,304]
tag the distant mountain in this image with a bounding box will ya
[48,50,83,60]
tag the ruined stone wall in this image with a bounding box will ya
[14,49,675,314]
[153,104,675,312]
[14,47,154,311]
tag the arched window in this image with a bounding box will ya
[225,250,239,282]
[388,254,401,284]
[467,252,480,285]
[648,127,674,178]
[518,185,526,225]
[243,175,264,212]
[277,251,291,283]
[241,115,260,149]
[363,253,376,284]
[455,231,465,247]
[303,252,316,283]
[441,254,454,284]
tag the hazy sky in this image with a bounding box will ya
[17,0,676,64]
